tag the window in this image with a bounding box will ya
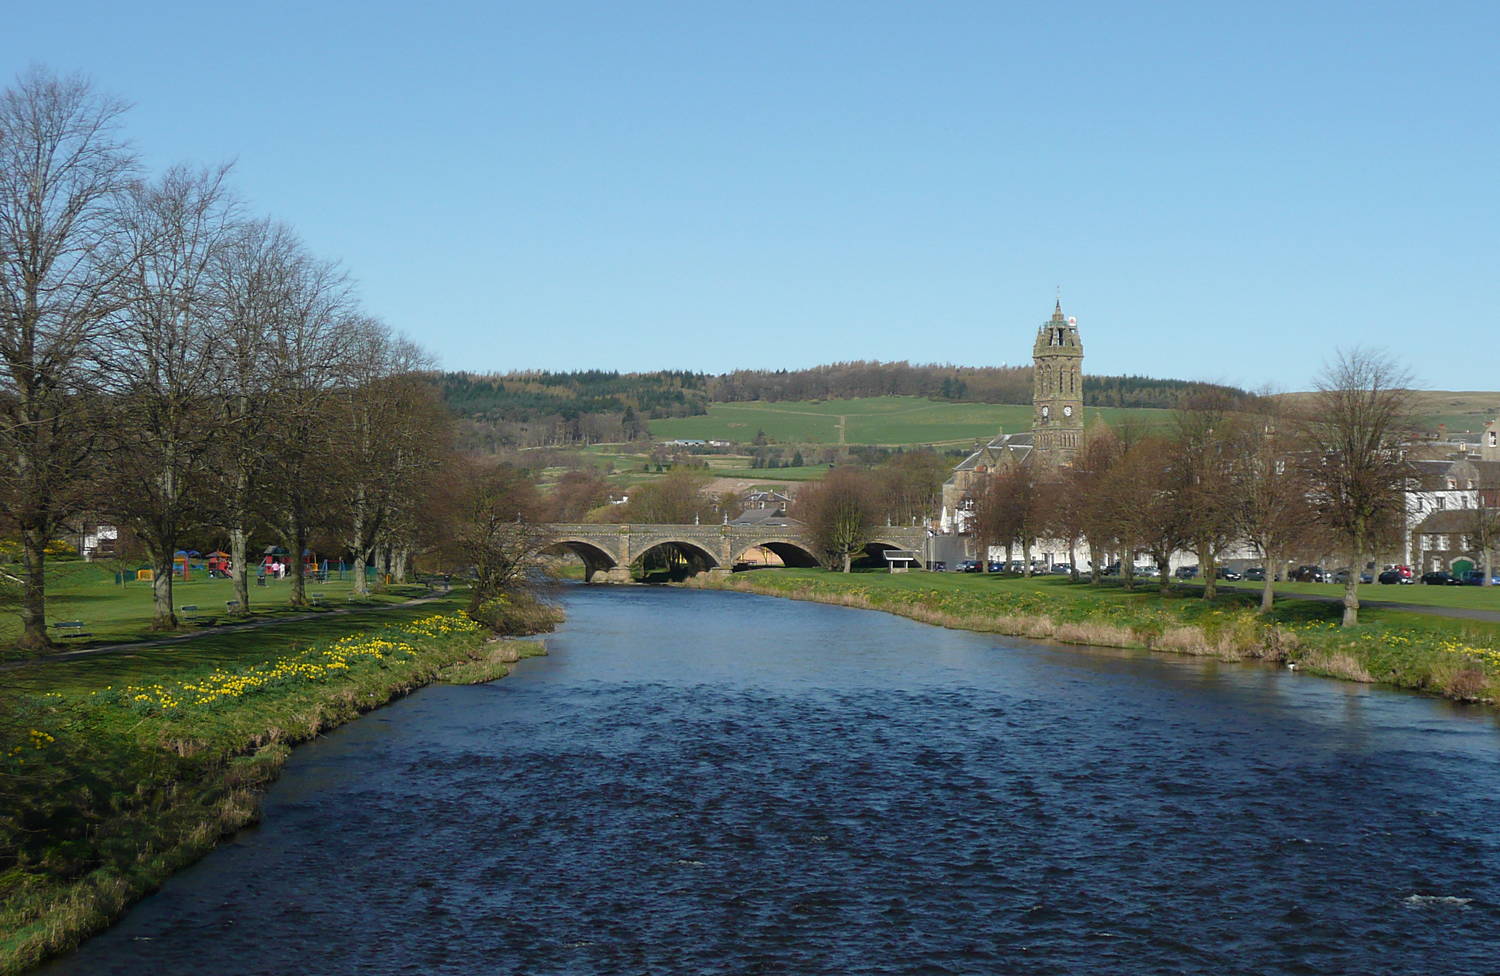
[1489,430,1497,448]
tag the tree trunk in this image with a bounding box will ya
[150,547,176,630]
[1021,537,1032,577]
[352,547,371,596]
[1003,542,1013,573]
[1260,548,1277,614]
[288,523,308,608]
[17,527,51,652]
[842,552,852,573]
[230,526,250,614]
[1342,533,1363,627]
[393,548,409,583]
[1156,555,1171,596]
[1201,543,1218,600]
[1068,537,1080,583]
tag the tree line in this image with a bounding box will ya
[794,350,1465,628]
[0,68,538,651]
[436,365,1250,451]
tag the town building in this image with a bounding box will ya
[940,300,1083,531]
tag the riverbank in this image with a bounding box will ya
[692,570,1500,704]
[0,592,550,975]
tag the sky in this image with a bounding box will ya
[8,1,1497,390]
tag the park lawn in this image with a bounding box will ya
[711,569,1500,703]
[0,589,505,974]
[1216,578,1500,611]
[649,396,1176,446]
[0,560,421,656]
[704,461,831,481]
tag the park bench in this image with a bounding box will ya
[225,600,242,614]
[180,605,218,627]
[51,620,91,639]
[310,592,327,607]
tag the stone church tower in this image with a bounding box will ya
[1031,300,1084,462]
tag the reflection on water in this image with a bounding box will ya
[41,586,1500,975]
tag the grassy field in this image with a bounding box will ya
[703,569,1500,704]
[650,397,1174,446]
[1217,578,1500,611]
[0,586,548,974]
[0,560,419,655]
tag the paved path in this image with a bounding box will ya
[1,588,452,673]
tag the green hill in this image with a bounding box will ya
[649,397,1174,447]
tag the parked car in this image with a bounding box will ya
[1462,570,1500,586]
[1138,565,1160,578]
[1290,565,1329,583]
[1420,571,1463,586]
[1245,567,1266,581]
[930,561,947,572]
[959,559,981,573]
[1050,563,1072,575]
[1102,562,1121,576]
[1175,565,1199,579]
[1377,568,1414,585]
[986,560,1005,573]
[1216,567,1242,581]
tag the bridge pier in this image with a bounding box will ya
[594,566,634,584]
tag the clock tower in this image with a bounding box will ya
[1032,300,1084,462]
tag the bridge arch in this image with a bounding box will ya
[633,538,722,580]
[544,538,621,582]
[732,538,823,569]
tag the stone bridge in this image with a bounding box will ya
[544,521,930,583]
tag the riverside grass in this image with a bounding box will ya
[0,592,544,975]
[695,569,1500,704]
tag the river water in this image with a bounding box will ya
[41,586,1500,975]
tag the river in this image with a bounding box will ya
[40,585,1500,975]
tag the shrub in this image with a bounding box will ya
[466,589,564,636]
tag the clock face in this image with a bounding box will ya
[1063,405,1073,418]
[1041,406,1050,419]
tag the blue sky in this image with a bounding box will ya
[9,1,1496,390]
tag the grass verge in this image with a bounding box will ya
[0,590,543,975]
[692,570,1500,704]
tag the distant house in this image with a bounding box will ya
[1412,509,1491,575]
[74,522,118,561]
[741,485,792,515]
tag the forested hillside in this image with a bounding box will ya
[436,364,1247,449]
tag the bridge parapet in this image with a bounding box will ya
[542,521,929,581]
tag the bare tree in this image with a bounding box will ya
[441,459,551,613]
[1236,399,1318,613]
[0,67,134,650]
[795,466,878,572]
[1074,425,1121,584]
[1301,348,1415,626]
[210,218,302,614]
[1176,391,1241,599]
[260,257,354,606]
[330,321,442,597]
[102,165,238,629]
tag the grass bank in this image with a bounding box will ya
[693,570,1500,704]
[0,560,427,657]
[0,591,551,975]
